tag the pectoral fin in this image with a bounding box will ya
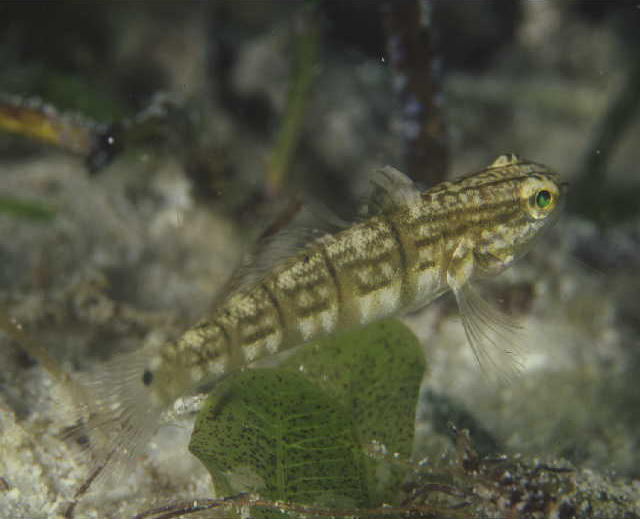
[447,240,523,380]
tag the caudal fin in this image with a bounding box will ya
[65,346,166,485]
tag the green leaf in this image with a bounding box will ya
[189,319,425,509]
[281,319,426,503]
[189,369,369,507]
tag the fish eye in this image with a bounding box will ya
[535,189,552,209]
[522,179,559,219]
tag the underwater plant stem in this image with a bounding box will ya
[583,63,640,185]
[572,57,640,219]
[383,0,449,185]
[130,494,248,519]
[266,9,319,196]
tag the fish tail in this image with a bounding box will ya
[64,346,166,483]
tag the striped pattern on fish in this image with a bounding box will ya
[75,153,566,475]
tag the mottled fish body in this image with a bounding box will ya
[78,154,566,472]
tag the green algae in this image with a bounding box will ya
[0,195,55,222]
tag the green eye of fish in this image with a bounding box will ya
[535,189,552,209]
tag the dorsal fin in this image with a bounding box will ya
[488,154,523,169]
[216,165,419,303]
[359,166,422,217]
[213,201,348,303]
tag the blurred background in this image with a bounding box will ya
[1,1,639,517]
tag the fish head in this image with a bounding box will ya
[466,154,567,276]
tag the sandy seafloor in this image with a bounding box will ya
[1,2,640,518]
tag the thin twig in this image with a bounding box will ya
[64,451,113,518]
[130,493,473,519]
